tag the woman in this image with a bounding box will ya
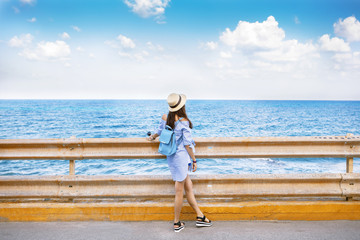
[147,93,212,232]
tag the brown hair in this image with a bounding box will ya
[166,105,193,129]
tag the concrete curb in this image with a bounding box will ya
[1,201,360,222]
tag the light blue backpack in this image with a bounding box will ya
[158,118,183,156]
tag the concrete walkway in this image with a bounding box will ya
[1,221,360,240]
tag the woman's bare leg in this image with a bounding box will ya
[184,175,202,216]
[184,175,211,222]
[174,180,185,225]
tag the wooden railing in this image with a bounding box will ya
[0,134,359,201]
[0,173,358,200]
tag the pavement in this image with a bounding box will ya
[1,221,360,240]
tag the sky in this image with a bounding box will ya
[1,0,360,100]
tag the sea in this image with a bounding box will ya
[0,100,359,176]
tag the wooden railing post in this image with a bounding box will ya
[67,136,77,202]
[69,160,75,175]
[346,157,353,174]
[69,136,76,176]
[346,156,354,201]
[346,133,354,174]
[346,133,354,201]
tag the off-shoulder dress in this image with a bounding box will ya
[155,118,196,182]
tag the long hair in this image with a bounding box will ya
[166,105,193,129]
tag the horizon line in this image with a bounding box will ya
[1,98,360,101]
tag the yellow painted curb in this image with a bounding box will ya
[1,201,360,222]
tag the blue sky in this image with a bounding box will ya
[1,0,360,99]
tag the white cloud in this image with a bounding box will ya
[8,34,33,48]
[20,0,36,4]
[19,40,71,61]
[27,17,36,23]
[118,50,149,62]
[76,46,85,52]
[220,51,232,58]
[216,16,317,63]
[118,51,132,58]
[334,16,360,42]
[60,32,71,39]
[36,41,70,59]
[205,41,218,50]
[332,52,360,69]
[117,34,136,49]
[220,16,285,50]
[105,36,163,62]
[203,16,331,89]
[318,34,350,52]
[124,0,170,19]
[197,16,360,100]
[254,40,317,62]
[71,26,81,32]
[118,50,148,62]
[294,16,300,24]
[104,40,119,48]
[146,41,164,51]
[332,53,352,62]
[134,52,146,61]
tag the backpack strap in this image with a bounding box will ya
[175,117,184,127]
[174,117,185,147]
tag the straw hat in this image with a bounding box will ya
[167,93,187,112]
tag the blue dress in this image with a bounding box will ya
[155,118,196,182]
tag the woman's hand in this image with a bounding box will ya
[192,161,197,172]
[147,135,155,141]
[146,134,158,141]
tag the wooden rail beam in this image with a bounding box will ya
[1,135,359,160]
[0,173,359,199]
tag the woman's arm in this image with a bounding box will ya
[147,114,167,141]
[185,145,197,172]
[147,133,159,141]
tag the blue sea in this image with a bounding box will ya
[0,100,359,175]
